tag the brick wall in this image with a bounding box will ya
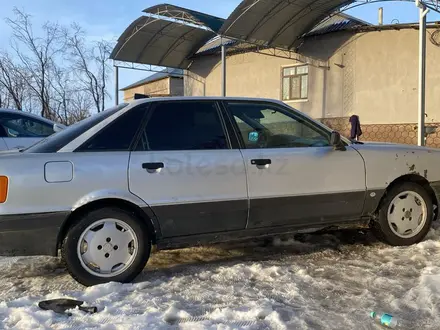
[320,117,440,148]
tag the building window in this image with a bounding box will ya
[282,65,308,101]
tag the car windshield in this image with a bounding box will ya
[23,103,129,153]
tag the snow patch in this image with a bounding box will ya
[0,228,440,328]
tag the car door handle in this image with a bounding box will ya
[142,162,164,170]
[251,159,271,166]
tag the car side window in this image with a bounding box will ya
[136,101,228,151]
[227,102,330,149]
[0,113,54,138]
[76,104,148,152]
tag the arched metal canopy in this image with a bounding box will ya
[110,5,224,69]
[219,0,355,50]
[219,0,439,50]
[110,1,362,68]
[143,4,225,32]
[111,1,440,69]
[110,1,363,68]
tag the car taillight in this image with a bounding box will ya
[0,176,8,203]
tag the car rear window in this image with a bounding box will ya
[23,104,128,153]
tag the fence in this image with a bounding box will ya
[320,117,440,148]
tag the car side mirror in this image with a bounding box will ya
[53,123,66,133]
[330,131,346,151]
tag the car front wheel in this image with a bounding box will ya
[62,207,151,286]
[373,182,433,246]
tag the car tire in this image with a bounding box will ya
[62,207,151,286]
[372,182,433,246]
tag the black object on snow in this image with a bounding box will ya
[38,298,98,316]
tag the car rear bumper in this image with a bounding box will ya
[0,212,69,256]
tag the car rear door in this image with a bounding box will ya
[128,100,248,238]
[223,100,366,229]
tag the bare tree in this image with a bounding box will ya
[69,92,92,124]
[67,24,111,113]
[6,8,65,119]
[49,67,94,125]
[0,52,27,110]
[49,66,71,124]
[95,40,112,112]
[1,8,112,124]
[0,85,11,109]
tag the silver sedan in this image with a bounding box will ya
[0,97,438,286]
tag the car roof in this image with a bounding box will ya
[127,95,315,122]
[130,96,283,106]
[0,108,57,124]
[126,96,349,144]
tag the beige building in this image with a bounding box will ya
[121,69,184,102]
[185,18,440,147]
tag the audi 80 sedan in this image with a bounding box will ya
[0,97,438,286]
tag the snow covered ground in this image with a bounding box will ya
[1,224,440,329]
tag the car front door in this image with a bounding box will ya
[224,100,366,229]
[128,100,248,238]
[0,113,55,150]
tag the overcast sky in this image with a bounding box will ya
[0,0,439,109]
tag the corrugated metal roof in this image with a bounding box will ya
[196,37,236,54]
[305,12,369,36]
[194,13,368,57]
[121,69,183,91]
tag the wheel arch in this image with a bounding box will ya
[56,198,159,256]
[375,174,438,219]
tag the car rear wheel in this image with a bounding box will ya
[62,207,151,286]
[372,182,433,246]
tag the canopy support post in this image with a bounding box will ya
[114,64,119,106]
[416,1,429,146]
[221,38,227,97]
